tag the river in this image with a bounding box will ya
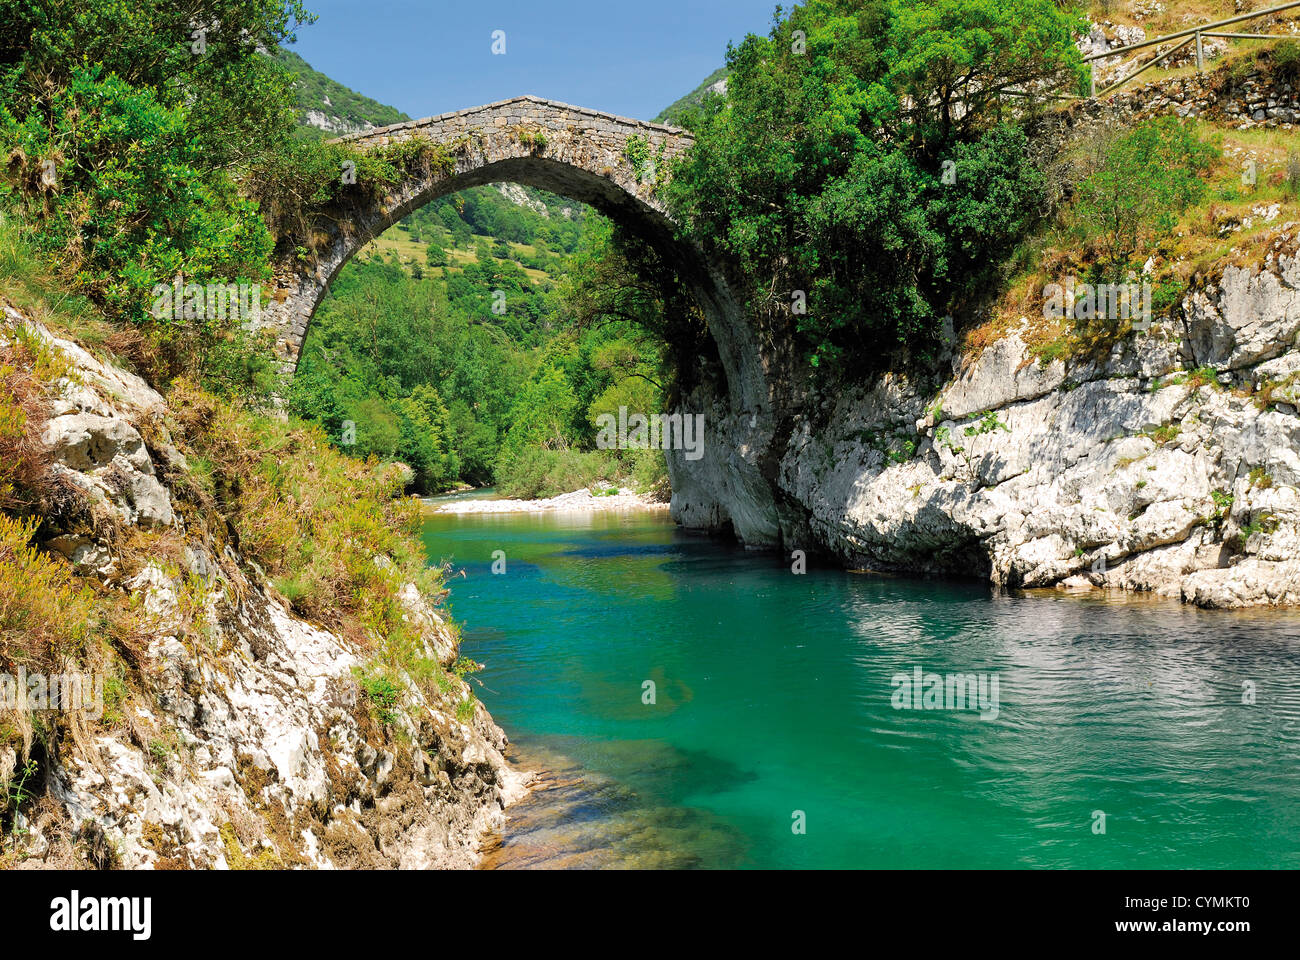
[420,505,1300,869]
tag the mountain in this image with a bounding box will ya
[654,67,728,125]
[276,49,409,137]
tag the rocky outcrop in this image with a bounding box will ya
[493,181,577,219]
[303,108,378,137]
[2,307,530,869]
[669,230,1300,609]
[1075,67,1300,129]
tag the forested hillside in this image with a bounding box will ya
[654,66,728,125]
[276,48,670,497]
[277,49,407,135]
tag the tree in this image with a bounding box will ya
[437,204,463,235]
[667,0,1084,371]
[0,0,312,172]
[494,364,578,478]
[1071,117,1217,279]
[397,384,458,491]
[0,0,314,396]
[347,397,401,459]
[886,0,1088,149]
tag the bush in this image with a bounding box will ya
[0,328,61,509]
[243,133,454,261]
[1,67,273,324]
[1070,117,1217,279]
[0,515,95,668]
[495,448,620,500]
[668,0,1084,372]
[1270,39,1300,82]
[169,381,441,645]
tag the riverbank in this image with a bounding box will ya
[669,228,1300,610]
[429,486,670,515]
[0,306,528,869]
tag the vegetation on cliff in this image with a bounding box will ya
[666,0,1089,371]
[0,0,483,853]
[659,0,1299,381]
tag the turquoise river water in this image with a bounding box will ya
[420,505,1300,869]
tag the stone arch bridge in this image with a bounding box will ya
[258,95,765,411]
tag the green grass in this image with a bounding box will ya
[359,227,551,284]
[0,207,116,353]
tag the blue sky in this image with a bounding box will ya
[286,0,778,122]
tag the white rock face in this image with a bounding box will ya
[670,240,1300,609]
[303,109,377,136]
[3,309,530,869]
[493,182,551,217]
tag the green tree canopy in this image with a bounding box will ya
[668,0,1086,371]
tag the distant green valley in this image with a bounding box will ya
[277,52,669,498]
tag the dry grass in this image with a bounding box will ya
[0,334,56,511]
[1088,1,1299,35]
[165,380,443,657]
[0,516,96,669]
[967,95,1300,368]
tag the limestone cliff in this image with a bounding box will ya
[1,306,529,869]
[668,230,1300,609]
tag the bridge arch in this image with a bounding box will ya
[257,95,766,411]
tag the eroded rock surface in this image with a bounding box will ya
[670,233,1300,609]
[3,307,529,869]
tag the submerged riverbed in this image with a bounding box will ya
[421,506,1300,869]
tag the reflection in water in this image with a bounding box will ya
[422,509,1300,869]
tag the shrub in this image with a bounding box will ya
[1070,117,1218,279]
[495,448,620,500]
[1270,39,1300,82]
[168,381,441,648]
[244,134,454,261]
[0,515,95,667]
[356,669,404,726]
[1,67,274,324]
[0,331,57,509]
[668,0,1084,372]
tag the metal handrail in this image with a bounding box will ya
[1080,0,1300,63]
[1075,0,1300,99]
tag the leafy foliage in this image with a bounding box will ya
[1069,117,1218,278]
[0,0,311,398]
[289,212,673,495]
[667,0,1086,371]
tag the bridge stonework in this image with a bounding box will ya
[258,94,775,540]
[261,96,703,366]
